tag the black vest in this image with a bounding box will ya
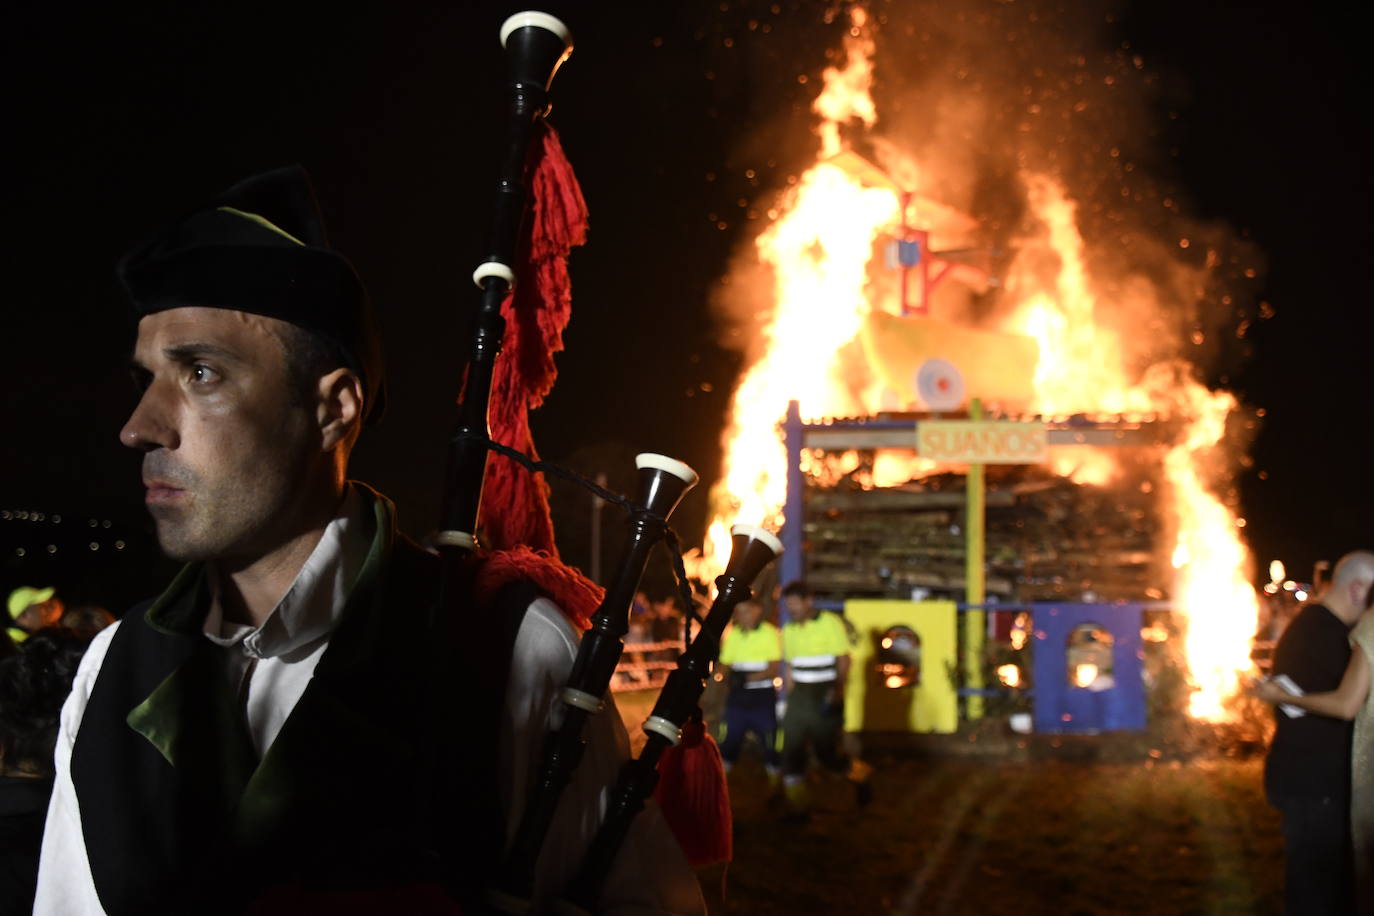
[71,494,535,914]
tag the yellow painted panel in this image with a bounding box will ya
[842,600,959,734]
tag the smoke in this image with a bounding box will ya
[874,0,1259,378]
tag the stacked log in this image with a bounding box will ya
[803,461,1166,604]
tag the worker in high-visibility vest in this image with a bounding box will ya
[779,581,857,814]
[8,586,62,645]
[716,598,781,779]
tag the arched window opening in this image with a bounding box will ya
[876,625,921,689]
[1066,622,1115,690]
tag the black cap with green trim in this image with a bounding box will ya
[117,166,386,423]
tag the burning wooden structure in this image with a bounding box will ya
[779,402,1178,605]
[697,4,1259,723]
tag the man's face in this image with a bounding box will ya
[784,594,815,621]
[734,600,763,629]
[122,307,318,563]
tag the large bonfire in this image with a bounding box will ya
[695,4,1259,721]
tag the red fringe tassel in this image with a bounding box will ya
[478,121,589,556]
[473,545,603,632]
[652,719,733,869]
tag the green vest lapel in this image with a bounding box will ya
[230,487,425,851]
[125,565,258,815]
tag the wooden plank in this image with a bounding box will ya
[807,489,1016,511]
[802,424,1171,450]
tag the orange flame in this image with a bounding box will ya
[1005,180,1260,720]
[814,6,877,158]
[1006,177,1152,418]
[1164,383,1258,719]
[703,9,899,571]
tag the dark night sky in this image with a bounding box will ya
[2,1,1371,611]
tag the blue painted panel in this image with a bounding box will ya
[1031,603,1146,734]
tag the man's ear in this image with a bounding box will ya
[316,368,364,452]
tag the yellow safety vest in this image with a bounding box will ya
[783,612,850,683]
[719,621,781,688]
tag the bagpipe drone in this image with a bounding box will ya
[435,11,783,914]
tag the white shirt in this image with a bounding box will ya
[199,486,372,758]
[34,491,704,914]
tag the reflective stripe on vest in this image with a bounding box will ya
[791,652,837,683]
[790,654,837,667]
[728,659,774,688]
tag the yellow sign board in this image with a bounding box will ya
[917,420,1047,464]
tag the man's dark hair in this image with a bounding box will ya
[780,581,812,600]
[272,322,367,452]
[0,629,90,774]
[274,322,350,409]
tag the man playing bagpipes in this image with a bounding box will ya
[32,162,704,914]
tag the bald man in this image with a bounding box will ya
[1263,550,1373,915]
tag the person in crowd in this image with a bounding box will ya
[7,586,64,643]
[34,167,702,913]
[58,605,117,640]
[1253,549,1373,915]
[651,595,686,664]
[778,582,863,816]
[1,629,91,913]
[1313,559,1332,594]
[615,598,654,690]
[716,599,781,779]
[1256,552,1374,913]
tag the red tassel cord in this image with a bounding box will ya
[652,718,734,869]
[473,545,603,632]
[479,121,589,555]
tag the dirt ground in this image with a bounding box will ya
[617,694,1286,915]
[697,751,1282,915]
